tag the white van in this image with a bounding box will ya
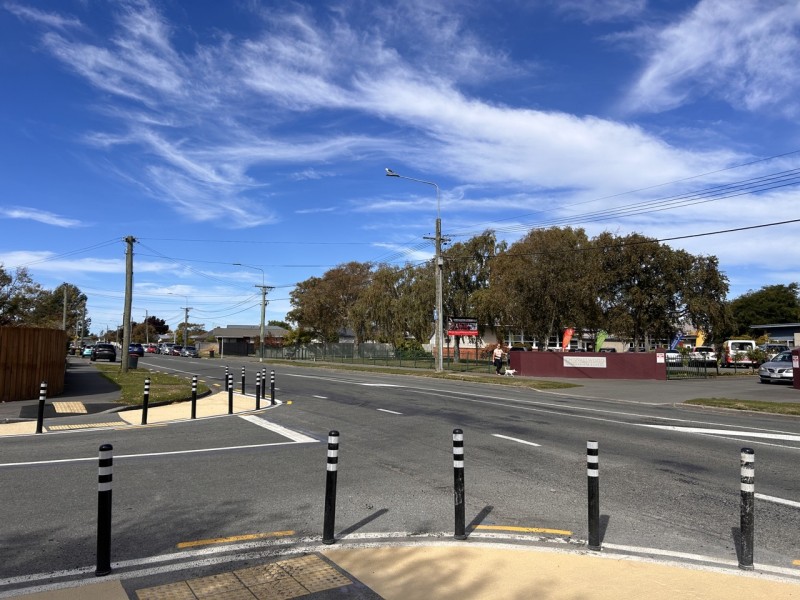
[721,340,756,367]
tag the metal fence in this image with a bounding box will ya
[261,342,494,374]
[666,354,716,380]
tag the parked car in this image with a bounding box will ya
[665,349,682,365]
[758,343,789,361]
[169,345,184,356]
[721,339,756,367]
[91,343,117,362]
[181,345,199,358]
[688,345,717,366]
[758,350,794,384]
[159,343,175,355]
[128,343,145,357]
[81,345,95,358]
[145,344,158,353]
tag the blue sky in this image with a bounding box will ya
[2,0,800,336]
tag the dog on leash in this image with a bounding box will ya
[503,368,516,377]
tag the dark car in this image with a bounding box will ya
[91,343,117,362]
[129,343,145,357]
[170,345,184,356]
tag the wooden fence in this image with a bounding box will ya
[0,327,67,402]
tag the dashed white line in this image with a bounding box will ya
[377,409,403,415]
[756,493,800,509]
[492,434,541,447]
[238,415,318,443]
[312,395,328,399]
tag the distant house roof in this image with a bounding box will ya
[208,325,289,339]
[749,323,800,342]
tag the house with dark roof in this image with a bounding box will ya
[207,325,289,357]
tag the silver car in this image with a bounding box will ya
[757,350,794,384]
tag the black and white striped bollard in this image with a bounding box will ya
[322,431,339,545]
[191,375,197,419]
[587,440,601,550]
[141,378,150,425]
[35,381,47,434]
[241,366,246,395]
[255,372,261,410]
[227,373,233,414]
[262,368,267,400]
[453,429,466,540]
[270,370,276,405]
[95,444,113,576]
[739,447,755,570]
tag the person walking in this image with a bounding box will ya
[492,345,506,375]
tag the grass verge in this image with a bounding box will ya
[685,397,800,416]
[94,364,210,405]
[246,358,581,390]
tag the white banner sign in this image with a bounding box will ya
[563,356,607,369]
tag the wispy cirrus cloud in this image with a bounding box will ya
[624,0,800,116]
[554,0,647,23]
[0,206,85,227]
[4,2,83,30]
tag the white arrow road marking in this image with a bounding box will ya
[377,409,403,415]
[492,434,541,447]
[638,425,800,442]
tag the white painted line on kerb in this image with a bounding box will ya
[377,408,403,415]
[238,415,318,443]
[756,493,800,509]
[639,425,800,442]
[492,434,541,447]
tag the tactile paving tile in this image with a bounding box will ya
[234,563,291,586]
[46,422,121,430]
[248,577,309,600]
[275,555,329,576]
[186,572,244,597]
[135,581,196,600]
[52,401,88,414]
[291,567,352,593]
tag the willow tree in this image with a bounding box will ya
[489,227,597,348]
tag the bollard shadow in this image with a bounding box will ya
[338,508,389,537]
[731,526,743,564]
[466,505,494,536]
[599,514,610,544]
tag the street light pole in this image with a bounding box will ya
[234,263,272,362]
[386,168,444,373]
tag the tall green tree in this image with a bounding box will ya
[730,283,800,335]
[0,265,43,327]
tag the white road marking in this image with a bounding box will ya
[312,395,328,399]
[756,493,800,509]
[238,415,318,443]
[360,383,401,387]
[492,434,541,447]
[377,408,403,415]
[639,425,800,442]
[0,439,317,469]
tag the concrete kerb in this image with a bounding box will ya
[0,390,281,437]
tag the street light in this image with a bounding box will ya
[385,167,444,372]
[233,263,271,362]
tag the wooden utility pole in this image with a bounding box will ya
[121,236,135,373]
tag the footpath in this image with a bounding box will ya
[1,358,799,599]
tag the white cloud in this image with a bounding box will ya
[555,0,647,23]
[0,206,84,227]
[4,2,83,30]
[625,0,800,116]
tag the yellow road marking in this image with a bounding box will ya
[793,559,800,567]
[176,530,295,549]
[475,524,573,536]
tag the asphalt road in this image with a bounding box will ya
[1,356,799,587]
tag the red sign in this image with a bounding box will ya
[448,317,479,337]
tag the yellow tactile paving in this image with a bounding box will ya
[46,422,123,431]
[52,401,88,414]
[136,554,351,600]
